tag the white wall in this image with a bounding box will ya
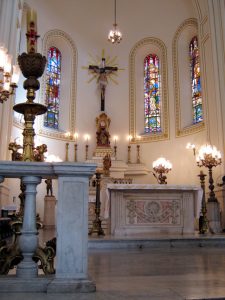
[8,0,224,219]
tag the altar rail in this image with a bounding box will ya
[0,161,96,293]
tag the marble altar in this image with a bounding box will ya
[107,184,202,236]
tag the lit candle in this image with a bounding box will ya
[114,136,118,146]
[74,133,78,143]
[128,135,132,144]
[65,131,70,138]
[26,8,38,53]
[85,134,90,145]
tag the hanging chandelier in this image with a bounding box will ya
[108,0,122,44]
[0,45,20,103]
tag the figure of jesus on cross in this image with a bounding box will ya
[89,57,118,111]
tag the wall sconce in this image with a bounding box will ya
[0,45,20,103]
[152,157,172,184]
[186,142,196,156]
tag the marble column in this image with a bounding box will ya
[48,163,96,292]
[16,175,41,278]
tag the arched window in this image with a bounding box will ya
[44,46,61,129]
[189,36,202,124]
[144,54,161,133]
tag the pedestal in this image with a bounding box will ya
[43,195,56,228]
[207,201,222,233]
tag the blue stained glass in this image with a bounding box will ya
[144,54,161,133]
[44,46,61,129]
[190,36,203,124]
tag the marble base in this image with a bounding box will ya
[0,276,52,292]
[0,276,96,293]
[47,278,96,293]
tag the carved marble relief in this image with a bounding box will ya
[126,199,181,225]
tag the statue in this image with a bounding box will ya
[96,113,111,147]
[45,179,53,196]
[103,154,111,177]
[8,142,23,161]
[34,144,47,162]
[89,57,118,111]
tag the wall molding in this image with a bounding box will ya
[38,29,77,141]
[172,18,205,137]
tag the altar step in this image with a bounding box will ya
[88,234,225,249]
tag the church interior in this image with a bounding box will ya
[1,0,225,299]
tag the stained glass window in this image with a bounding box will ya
[44,46,61,129]
[189,36,202,123]
[144,54,161,133]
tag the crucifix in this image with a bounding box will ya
[89,57,118,111]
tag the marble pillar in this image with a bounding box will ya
[0,161,96,293]
[47,163,96,292]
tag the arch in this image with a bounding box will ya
[38,29,77,140]
[129,37,169,143]
[173,18,205,137]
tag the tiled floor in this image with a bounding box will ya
[2,245,225,299]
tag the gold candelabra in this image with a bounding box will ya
[152,157,172,184]
[198,171,208,234]
[89,171,105,236]
[3,10,57,276]
[196,144,222,202]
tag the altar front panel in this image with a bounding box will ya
[108,184,201,236]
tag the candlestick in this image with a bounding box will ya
[114,145,117,160]
[198,171,208,234]
[89,171,105,236]
[65,142,69,161]
[136,144,141,164]
[74,143,78,162]
[85,144,89,160]
[26,9,38,53]
[127,145,131,164]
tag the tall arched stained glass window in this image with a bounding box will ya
[189,36,202,123]
[44,46,61,129]
[144,54,161,133]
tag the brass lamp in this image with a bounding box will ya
[153,157,172,184]
[196,144,222,202]
[108,0,122,44]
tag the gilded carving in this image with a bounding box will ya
[126,199,180,225]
